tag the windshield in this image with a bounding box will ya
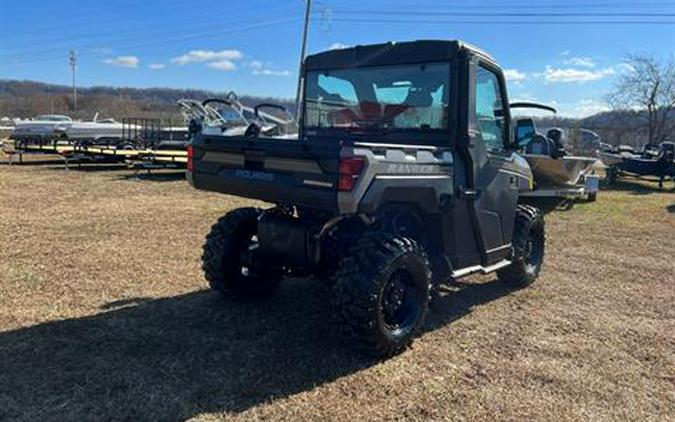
[37,115,71,122]
[304,63,450,132]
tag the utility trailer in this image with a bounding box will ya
[5,114,190,171]
[187,40,548,357]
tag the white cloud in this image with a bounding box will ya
[512,93,537,103]
[543,66,614,83]
[253,68,291,76]
[171,49,243,65]
[564,56,596,68]
[248,60,291,76]
[504,69,527,83]
[148,63,166,70]
[329,43,349,50]
[248,60,264,70]
[102,56,140,68]
[561,50,571,56]
[207,60,237,71]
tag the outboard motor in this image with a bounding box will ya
[546,128,566,159]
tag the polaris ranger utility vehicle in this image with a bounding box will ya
[188,40,546,357]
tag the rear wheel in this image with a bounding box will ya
[202,208,282,299]
[332,232,431,357]
[498,206,545,288]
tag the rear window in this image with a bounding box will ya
[304,63,450,132]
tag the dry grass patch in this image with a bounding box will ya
[0,157,673,421]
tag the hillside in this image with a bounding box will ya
[0,80,295,123]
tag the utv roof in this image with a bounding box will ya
[304,40,496,70]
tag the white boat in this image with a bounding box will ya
[12,115,72,141]
[13,113,132,143]
[179,94,297,140]
[65,116,126,141]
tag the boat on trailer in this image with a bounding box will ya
[600,142,675,189]
[524,154,597,187]
[65,114,127,141]
[12,115,72,141]
[509,103,600,207]
[179,92,297,140]
[12,113,139,144]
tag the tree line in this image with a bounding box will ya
[0,80,295,124]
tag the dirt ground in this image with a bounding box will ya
[0,155,673,421]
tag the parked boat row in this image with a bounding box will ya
[597,142,675,189]
[4,93,298,170]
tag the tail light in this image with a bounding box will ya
[338,156,365,191]
[187,144,194,172]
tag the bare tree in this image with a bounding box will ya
[609,53,675,145]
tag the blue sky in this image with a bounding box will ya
[1,0,673,117]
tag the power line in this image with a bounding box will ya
[3,0,299,39]
[0,3,302,53]
[327,1,675,10]
[324,17,675,25]
[1,17,300,65]
[331,11,675,17]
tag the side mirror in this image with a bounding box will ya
[514,118,536,149]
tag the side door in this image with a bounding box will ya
[465,61,521,265]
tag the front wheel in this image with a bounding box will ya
[202,208,282,299]
[498,206,546,288]
[332,233,431,357]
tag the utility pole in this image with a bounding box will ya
[295,0,312,120]
[69,50,78,112]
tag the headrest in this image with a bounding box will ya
[404,89,434,107]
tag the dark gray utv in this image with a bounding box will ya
[187,40,546,357]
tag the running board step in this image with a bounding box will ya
[452,260,512,279]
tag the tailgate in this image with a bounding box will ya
[189,134,340,211]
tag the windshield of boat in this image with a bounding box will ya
[304,63,450,134]
[207,104,249,128]
[36,115,71,122]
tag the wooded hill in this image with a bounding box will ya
[0,80,295,123]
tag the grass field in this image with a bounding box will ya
[0,155,673,421]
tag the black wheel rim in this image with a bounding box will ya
[380,269,421,334]
[524,229,544,274]
[236,235,261,278]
